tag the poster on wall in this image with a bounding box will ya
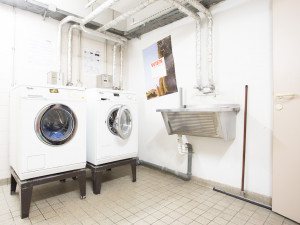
[142,35,178,100]
[82,48,100,76]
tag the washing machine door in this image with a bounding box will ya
[35,104,77,146]
[107,105,132,139]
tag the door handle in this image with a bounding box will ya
[275,93,297,99]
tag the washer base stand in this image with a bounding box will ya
[10,167,86,219]
[87,158,137,195]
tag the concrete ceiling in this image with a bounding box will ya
[0,0,225,39]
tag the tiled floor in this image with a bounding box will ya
[0,165,298,225]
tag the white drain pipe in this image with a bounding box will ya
[165,0,203,89]
[186,0,214,93]
[77,29,83,87]
[57,16,82,85]
[177,135,189,155]
[58,0,122,85]
[178,87,189,155]
[67,25,125,85]
[112,44,117,89]
[165,0,214,93]
[120,45,124,90]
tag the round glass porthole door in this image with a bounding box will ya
[107,105,132,139]
[35,104,77,146]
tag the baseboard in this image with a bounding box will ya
[191,176,272,207]
[0,177,10,186]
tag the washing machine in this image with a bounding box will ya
[86,89,138,165]
[9,85,86,180]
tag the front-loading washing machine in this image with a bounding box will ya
[86,89,138,165]
[9,85,86,180]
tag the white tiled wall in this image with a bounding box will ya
[0,4,13,179]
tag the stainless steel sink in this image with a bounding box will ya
[157,104,240,141]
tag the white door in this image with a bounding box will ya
[107,105,133,139]
[272,0,300,222]
[35,104,77,146]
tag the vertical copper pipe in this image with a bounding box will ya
[241,85,248,192]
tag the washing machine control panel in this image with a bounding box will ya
[96,90,137,102]
[19,86,85,101]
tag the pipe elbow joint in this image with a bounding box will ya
[202,84,215,94]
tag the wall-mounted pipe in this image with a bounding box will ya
[59,16,124,85]
[112,44,117,89]
[177,135,189,155]
[165,0,203,90]
[77,29,83,87]
[58,0,124,85]
[57,16,82,85]
[139,143,193,181]
[195,21,202,89]
[186,0,214,93]
[178,87,188,155]
[164,0,214,93]
[98,0,159,32]
[67,24,125,86]
[119,45,124,89]
[67,24,78,86]
[179,87,183,108]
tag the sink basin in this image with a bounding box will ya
[157,104,240,141]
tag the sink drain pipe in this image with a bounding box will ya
[138,143,193,181]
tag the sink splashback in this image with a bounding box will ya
[156,104,240,141]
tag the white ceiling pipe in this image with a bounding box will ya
[165,0,203,89]
[79,24,125,45]
[102,30,128,42]
[98,0,159,32]
[85,0,98,8]
[57,16,82,85]
[82,0,120,24]
[185,0,214,93]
